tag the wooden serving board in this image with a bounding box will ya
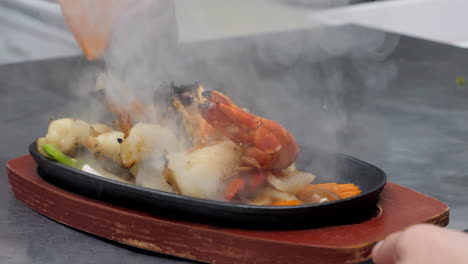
[6,155,449,264]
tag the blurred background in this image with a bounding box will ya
[1,0,466,64]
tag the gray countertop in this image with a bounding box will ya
[1,25,468,263]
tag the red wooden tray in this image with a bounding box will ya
[7,155,449,264]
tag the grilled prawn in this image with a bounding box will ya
[199,90,299,170]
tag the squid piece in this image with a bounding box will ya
[120,123,183,168]
[164,141,241,200]
[132,157,173,193]
[267,168,316,195]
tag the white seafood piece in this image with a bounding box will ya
[37,118,90,155]
[37,118,113,156]
[120,123,183,168]
[165,141,241,200]
[132,155,173,193]
[85,131,125,163]
[267,168,316,195]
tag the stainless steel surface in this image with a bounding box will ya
[311,0,468,48]
[1,26,468,263]
[0,0,375,64]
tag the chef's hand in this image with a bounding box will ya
[372,224,468,264]
[58,0,163,60]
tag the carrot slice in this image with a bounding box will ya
[271,200,303,206]
[299,183,361,199]
[224,178,245,200]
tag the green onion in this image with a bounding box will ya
[41,144,83,169]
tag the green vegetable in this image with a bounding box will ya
[42,144,83,169]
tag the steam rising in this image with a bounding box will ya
[64,2,399,188]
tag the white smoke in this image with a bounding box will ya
[62,1,400,185]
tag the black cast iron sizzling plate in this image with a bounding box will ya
[29,142,386,229]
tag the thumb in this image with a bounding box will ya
[372,224,468,264]
[372,231,403,264]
